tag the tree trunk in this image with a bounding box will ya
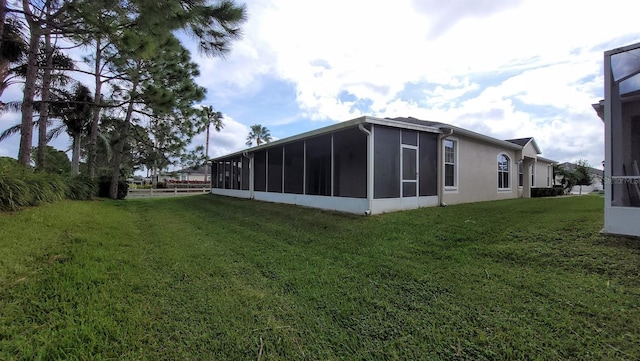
[18,4,40,166]
[71,132,81,175]
[37,30,53,171]
[0,0,6,42]
[88,38,102,178]
[205,121,210,182]
[109,71,139,199]
[0,0,8,99]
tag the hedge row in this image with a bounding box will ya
[531,186,564,198]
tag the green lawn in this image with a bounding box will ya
[0,194,638,360]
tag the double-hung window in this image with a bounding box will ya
[444,139,457,189]
[531,162,536,187]
[518,162,524,187]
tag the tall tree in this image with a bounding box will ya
[68,0,246,178]
[106,31,205,198]
[16,0,72,167]
[246,124,272,146]
[47,83,93,174]
[201,105,223,182]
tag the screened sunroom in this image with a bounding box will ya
[210,116,440,214]
[602,42,640,237]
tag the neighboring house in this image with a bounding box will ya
[158,166,208,183]
[210,116,555,215]
[592,42,640,238]
[556,162,604,194]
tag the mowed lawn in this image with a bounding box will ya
[0,194,638,360]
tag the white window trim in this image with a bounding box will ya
[443,137,459,193]
[530,160,536,188]
[518,161,524,189]
[497,153,512,192]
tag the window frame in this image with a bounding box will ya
[497,153,511,191]
[531,161,536,188]
[443,138,458,192]
[518,161,524,188]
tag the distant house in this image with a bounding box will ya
[556,162,604,194]
[210,116,555,214]
[158,166,208,183]
[592,42,640,238]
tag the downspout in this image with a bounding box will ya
[438,128,454,206]
[358,124,373,215]
[242,151,254,199]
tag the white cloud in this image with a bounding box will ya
[202,0,638,169]
[190,114,250,159]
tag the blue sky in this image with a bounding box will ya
[2,0,640,171]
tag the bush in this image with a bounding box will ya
[531,186,564,198]
[97,176,128,200]
[0,158,68,211]
[66,175,97,200]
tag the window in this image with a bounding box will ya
[518,162,524,187]
[498,154,510,190]
[547,165,551,187]
[531,162,536,187]
[444,139,456,188]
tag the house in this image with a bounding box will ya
[592,42,640,238]
[556,162,604,194]
[210,116,555,215]
[157,165,209,183]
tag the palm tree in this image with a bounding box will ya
[246,124,272,147]
[0,17,27,99]
[201,106,224,182]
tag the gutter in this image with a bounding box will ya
[438,128,454,206]
[358,124,373,215]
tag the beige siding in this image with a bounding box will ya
[522,142,538,158]
[442,135,518,205]
[532,160,553,188]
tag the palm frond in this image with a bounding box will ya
[0,124,21,142]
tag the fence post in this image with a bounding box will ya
[174,187,178,196]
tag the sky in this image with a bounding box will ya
[2,0,640,171]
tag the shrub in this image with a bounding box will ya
[531,187,564,198]
[66,175,97,200]
[0,158,68,211]
[97,176,128,200]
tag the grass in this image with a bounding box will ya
[0,194,638,360]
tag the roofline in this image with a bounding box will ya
[604,42,640,56]
[536,156,557,164]
[211,116,441,161]
[526,138,542,154]
[441,124,522,151]
[210,116,548,162]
